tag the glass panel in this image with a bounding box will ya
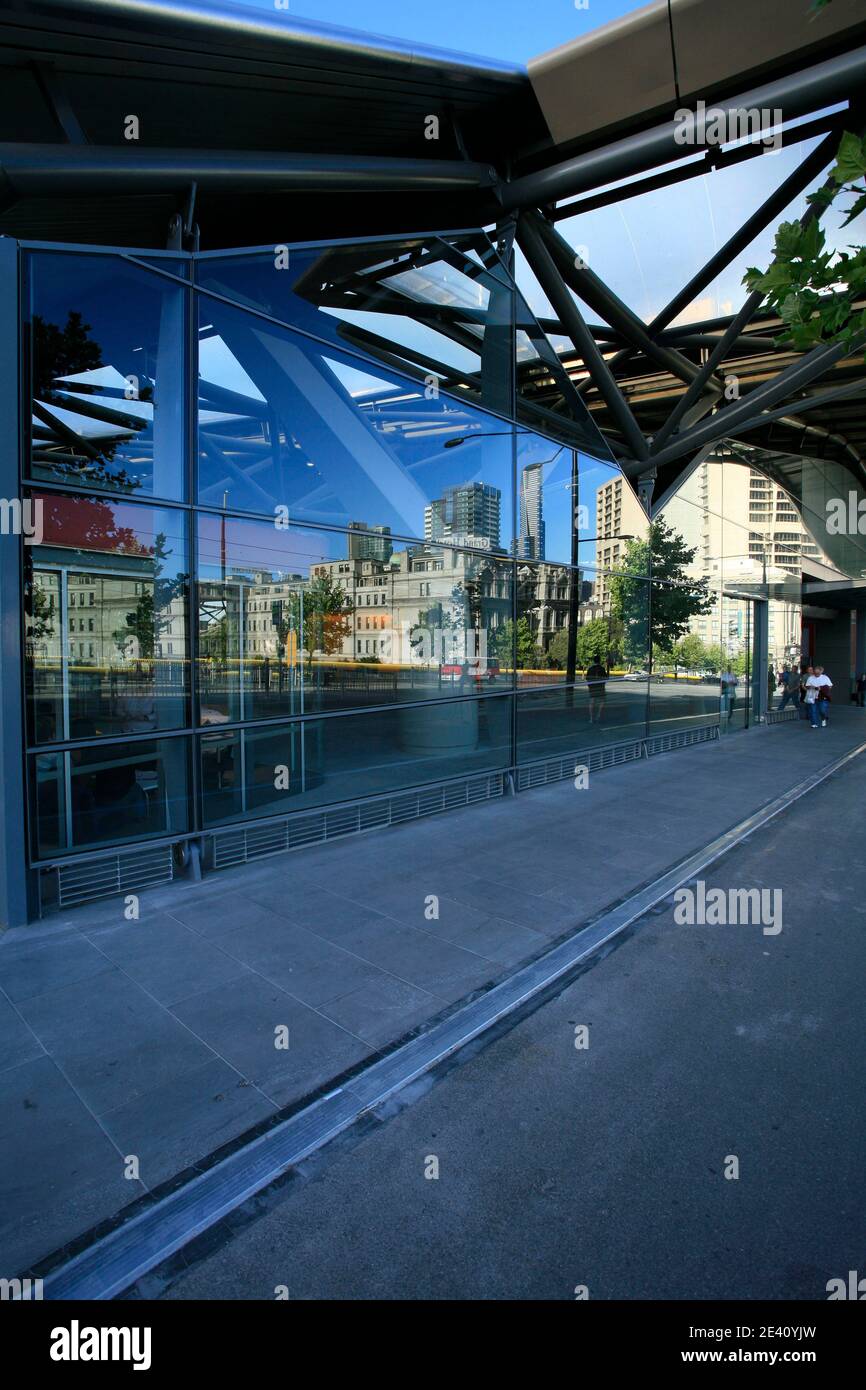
[25,492,189,743]
[648,578,724,737]
[30,737,189,857]
[26,252,186,499]
[201,695,511,828]
[197,516,514,723]
[515,562,651,757]
[514,561,620,686]
[514,434,625,566]
[197,300,515,540]
[516,679,647,762]
[651,454,804,735]
[196,233,516,418]
[720,594,751,731]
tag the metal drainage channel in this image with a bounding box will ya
[42,736,866,1301]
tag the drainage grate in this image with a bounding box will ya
[56,845,174,909]
[644,724,719,755]
[515,739,643,791]
[212,771,506,870]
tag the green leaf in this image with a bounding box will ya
[841,190,866,227]
[832,132,866,185]
[779,292,805,324]
[755,263,794,295]
[774,221,803,260]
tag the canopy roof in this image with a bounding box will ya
[2,0,866,568]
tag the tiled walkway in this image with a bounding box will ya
[2,709,864,1275]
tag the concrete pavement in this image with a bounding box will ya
[159,736,866,1300]
[2,709,864,1280]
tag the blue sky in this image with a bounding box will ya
[231,0,646,63]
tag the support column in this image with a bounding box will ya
[0,237,37,925]
[751,599,769,724]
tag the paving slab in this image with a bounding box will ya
[0,1055,137,1275]
[167,974,373,1107]
[98,1058,277,1190]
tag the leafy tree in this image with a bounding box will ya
[122,532,187,662]
[652,641,674,668]
[574,618,612,669]
[286,573,354,670]
[547,628,569,670]
[26,582,57,647]
[608,518,714,669]
[32,311,103,403]
[32,311,147,492]
[491,617,540,669]
[672,633,707,672]
[743,130,866,358]
[39,494,149,555]
[702,642,726,675]
[199,610,231,664]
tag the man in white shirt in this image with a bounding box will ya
[806,666,832,727]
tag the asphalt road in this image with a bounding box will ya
[162,753,866,1301]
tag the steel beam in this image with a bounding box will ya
[649,337,865,469]
[516,213,648,461]
[500,43,866,211]
[548,111,843,222]
[650,149,849,455]
[532,213,706,388]
[0,144,497,196]
[648,129,840,336]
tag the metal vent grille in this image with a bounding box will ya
[766,707,799,724]
[644,724,719,756]
[212,771,506,870]
[516,739,643,791]
[56,845,174,909]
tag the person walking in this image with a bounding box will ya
[585,659,608,724]
[720,666,736,721]
[813,665,833,726]
[798,665,814,720]
[856,672,866,708]
[777,665,800,711]
[804,667,820,727]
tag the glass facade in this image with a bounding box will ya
[17,234,779,862]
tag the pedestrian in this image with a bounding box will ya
[813,665,833,726]
[798,665,814,720]
[585,658,607,724]
[777,665,800,711]
[857,672,866,708]
[768,665,776,704]
[720,666,736,721]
